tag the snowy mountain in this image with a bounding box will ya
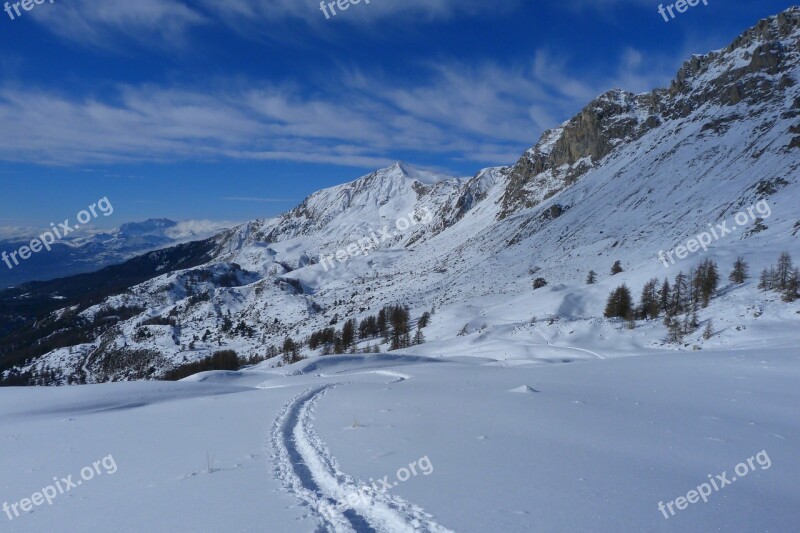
[0,218,234,288]
[1,7,799,386]
[2,8,800,533]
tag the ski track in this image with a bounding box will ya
[316,370,412,384]
[533,326,605,360]
[270,380,453,533]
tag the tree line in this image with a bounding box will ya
[601,253,797,343]
[282,304,431,365]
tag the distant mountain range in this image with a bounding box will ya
[0,218,234,288]
[1,7,798,385]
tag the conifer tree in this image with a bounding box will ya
[659,278,672,314]
[418,312,431,329]
[758,268,771,291]
[671,272,688,315]
[776,252,794,290]
[638,278,661,320]
[604,285,633,319]
[783,268,800,302]
[729,257,749,284]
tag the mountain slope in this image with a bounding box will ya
[2,7,799,385]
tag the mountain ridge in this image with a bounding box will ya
[2,7,798,385]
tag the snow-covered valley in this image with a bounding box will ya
[1,6,799,532]
[2,347,798,532]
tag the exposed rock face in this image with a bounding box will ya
[500,7,800,219]
[500,90,660,218]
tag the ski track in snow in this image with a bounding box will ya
[533,326,605,360]
[316,370,412,384]
[563,345,605,360]
[270,378,453,533]
[532,326,552,345]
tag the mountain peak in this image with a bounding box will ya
[382,161,455,186]
[499,6,800,219]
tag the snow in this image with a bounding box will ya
[2,9,799,531]
[2,348,798,531]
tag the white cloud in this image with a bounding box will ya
[0,48,678,169]
[32,0,206,49]
[198,0,516,25]
[28,0,519,48]
[166,220,240,238]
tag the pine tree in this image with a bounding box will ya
[604,285,633,319]
[783,268,800,302]
[335,335,346,354]
[413,328,425,345]
[638,278,660,320]
[282,337,300,364]
[768,267,778,290]
[729,257,749,284]
[758,268,771,291]
[417,312,431,329]
[586,270,597,284]
[776,252,794,290]
[690,311,700,331]
[672,272,688,315]
[611,261,624,275]
[341,319,356,350]
[386,305,411,349]
[377,308,387,336]
[694,259,719,308]
[659,278,672,315]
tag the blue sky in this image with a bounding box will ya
[0,0,794,230]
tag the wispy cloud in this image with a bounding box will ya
[32,0,206,50]
[0,47,678,169]
[166,219,240,237]
[29,0,519,49]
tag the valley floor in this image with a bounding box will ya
[1,346,798,532]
